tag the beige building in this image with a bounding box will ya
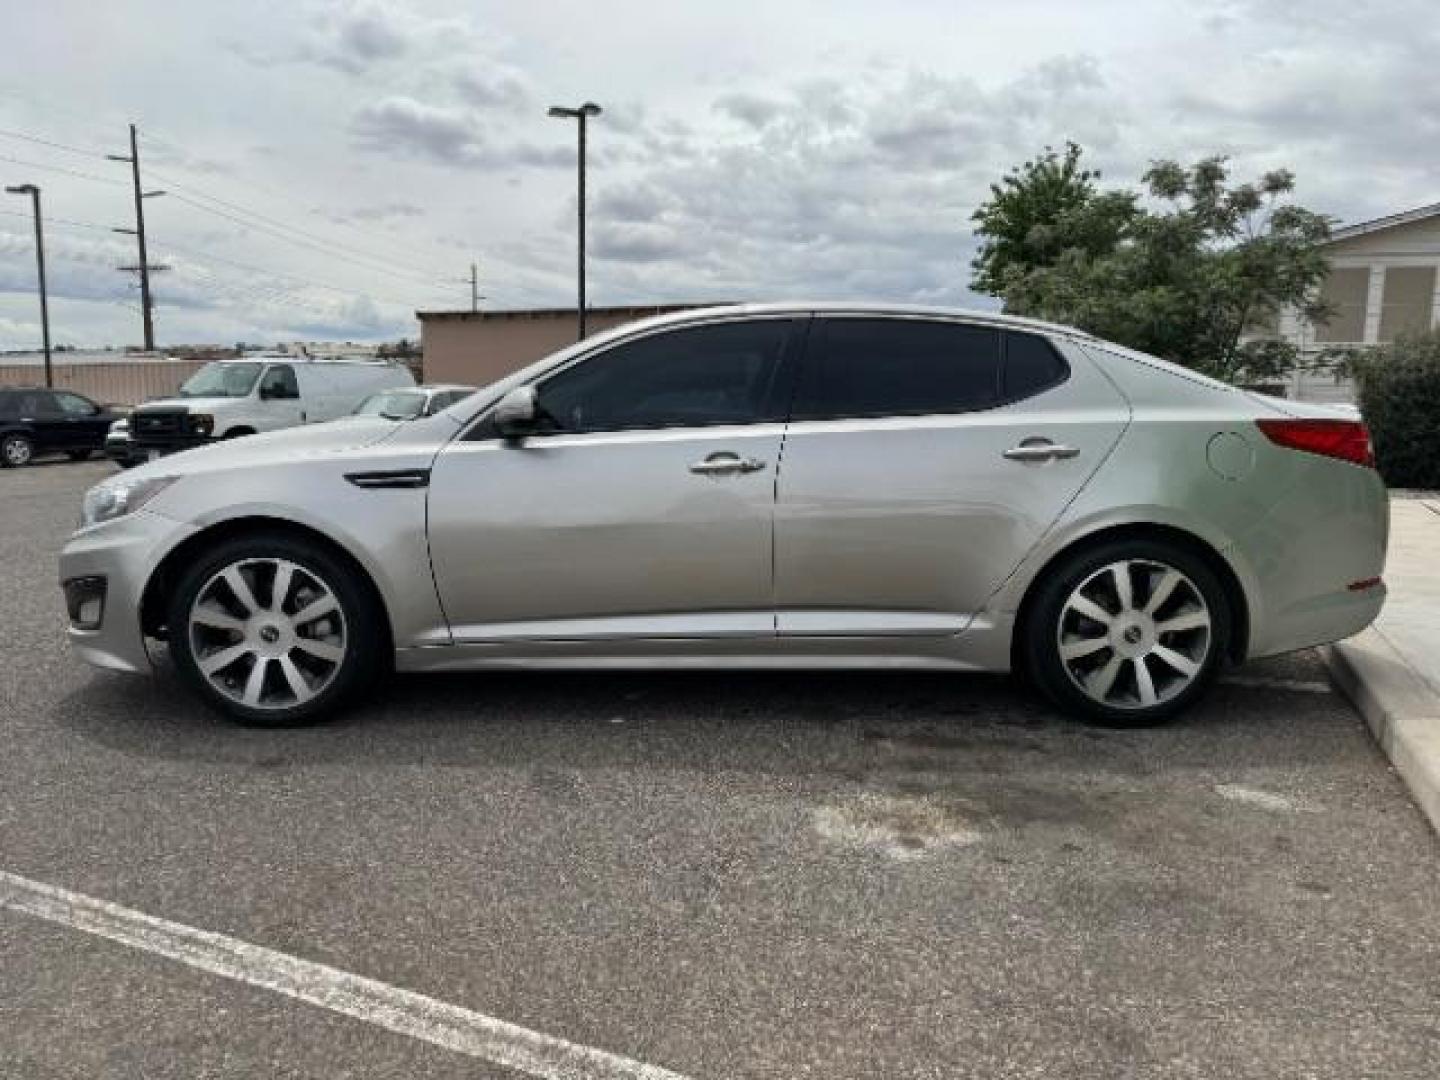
[418,304,710,387]
[1279,202,1440,400]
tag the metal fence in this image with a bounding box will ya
[0,360,204,407]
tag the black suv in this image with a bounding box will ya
[0,387,121,467]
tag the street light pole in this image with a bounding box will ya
[548,102,602,340]
[5,184,52,388]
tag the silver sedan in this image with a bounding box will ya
[59,304,1387,727]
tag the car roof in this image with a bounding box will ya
[639,302,1099,342]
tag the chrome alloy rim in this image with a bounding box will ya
[187,558,347,710]
[3,437,31,465]
[1056,559,1212,710]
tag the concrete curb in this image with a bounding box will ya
[1322,628,1440,836]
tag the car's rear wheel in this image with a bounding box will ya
[2,433,35,467]
[1022,538,1230,727]
[166,532,382,726]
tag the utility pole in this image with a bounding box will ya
[548,102,602,340]
[108,123,167,351]
[470,262,479,313]
[5,184,52,388]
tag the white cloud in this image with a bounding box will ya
[0,0,1437,347]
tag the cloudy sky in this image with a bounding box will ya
[0,0,1435,349]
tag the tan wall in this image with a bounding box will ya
[422,311,669,387]
[0,360,204,406]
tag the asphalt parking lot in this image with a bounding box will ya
[3,460,1438,1079]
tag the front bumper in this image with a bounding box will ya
[59,510,196,673]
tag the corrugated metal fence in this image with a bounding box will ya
[0,361,204,407]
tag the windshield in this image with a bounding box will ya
[354,389,428,420]
[178,362,262,399]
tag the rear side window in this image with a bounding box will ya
[259,365,300,399]
[0,393,16,420]
[1003,332,1069,401]
[793,318,1002,420]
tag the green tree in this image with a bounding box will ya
[972,149,1334,383]
[970,142,1137,298]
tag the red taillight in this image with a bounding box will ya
[1255,418,1375,468]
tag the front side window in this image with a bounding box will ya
[534,319,793,434]
[179,362,261,398]
[54,391,98,416]
[259,365,299,399]
[793,319,1002,420]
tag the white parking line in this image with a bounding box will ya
[1220,675,1333,694]
[0,869,694,1080]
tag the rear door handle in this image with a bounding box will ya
[690,452,766,475]
[1003,438,1079,462]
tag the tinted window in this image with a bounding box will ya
[25,392,61,417]
[535,320,792,433]
[259,365,299,399]
[794,319,1001,420]
[1003,332,1068,401]
[54,391,98,416]
[0,393,16,420]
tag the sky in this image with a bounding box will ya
[0,0,1435,350]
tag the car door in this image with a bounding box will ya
[427,317,802,644]
[256,364,304,429]
[773,317,1129,637]
[52,391,110,447]
[21,391,67,451]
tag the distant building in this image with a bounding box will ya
[1276,202,1440,401]
[418,304,713,386]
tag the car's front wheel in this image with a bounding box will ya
[1022,539,1230,727]
[2,432,35,467]
[166,532,383,725]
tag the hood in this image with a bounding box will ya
[125,417,406,479]
[135,396,232,412]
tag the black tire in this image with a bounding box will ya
[166,530,384,726]
[1021,537,1231,728]
[67,448,93,462]
[1,432,35,468]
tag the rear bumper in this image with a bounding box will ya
[1249,580,1386,659]
[59,510,195,674]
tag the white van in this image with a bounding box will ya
[117,356,415,463]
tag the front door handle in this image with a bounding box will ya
[1003,438,1079,462]
[690,452,766,476]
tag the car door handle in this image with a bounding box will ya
[689,452,766,475]
[1003,439,1079,462]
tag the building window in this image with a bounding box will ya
[1312,268,1368,344]
[1378,267,1437,342]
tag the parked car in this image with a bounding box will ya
[350,384,476,420]
[59,303,1388,728]
[0,387,123,467]
[123,356,415,463]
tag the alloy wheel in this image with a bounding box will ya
[1056,559,1212,711]
[187,557,348,711]
[3,436,33,466]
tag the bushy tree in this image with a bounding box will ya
[970,142,1137,297]
[972,148,1334,383]
[1352,330,1440,489]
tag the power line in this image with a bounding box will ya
[149,167,462,290]
[0,127,108,160]
[0,153,128,187]
[164,189,464,298]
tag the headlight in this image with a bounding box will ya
[109,418,129,434]
[80,475,179,528]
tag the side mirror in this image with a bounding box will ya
[493,386,539,438]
